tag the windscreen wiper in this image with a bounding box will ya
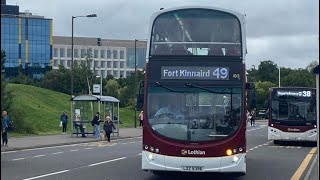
[155,82,181,92]
[185,82,224,94]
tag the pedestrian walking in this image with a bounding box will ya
[60,111,68,134]
[250,108,256,127]
[103,116,116,143]
[1,111,9,147]
[92,112,101,139]
[139,111,144,127]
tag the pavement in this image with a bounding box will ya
[1,125,318,180]
[1,127,142,152]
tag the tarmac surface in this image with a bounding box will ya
[1,126,318,180]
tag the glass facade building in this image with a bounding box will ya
[1,14,52,78]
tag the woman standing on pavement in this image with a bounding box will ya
[2,111,9,147]
[103,116,116,143]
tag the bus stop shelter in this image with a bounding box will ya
[70,94,120,137]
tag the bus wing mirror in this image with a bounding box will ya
[246,82,255,90]
[248,90,257,109]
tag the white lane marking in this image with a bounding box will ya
[22,170,69,180]
[249,148,254,151]
[129,142,136,144]
[70,149,79,152]
[85,148,92,150]
[33,155,46,158]
[88,157,127,167]
[52,152,63,155]
[121,143,127,144]
[138,153,142,155]
[12,158,25,161]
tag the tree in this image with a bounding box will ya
[255,81,276,109]
[256,60,279,84]
[1,50,13,112]
[106,79,119,98]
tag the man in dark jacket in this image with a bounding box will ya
[92,112,101,139]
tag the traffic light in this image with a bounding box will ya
[97,38,101,46]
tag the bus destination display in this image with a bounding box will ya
[161,66,229,80]
[277,90,312,97]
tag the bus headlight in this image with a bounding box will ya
[226,149,232,156]
[144,145,148,150]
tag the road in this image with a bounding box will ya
[1,121,316,180]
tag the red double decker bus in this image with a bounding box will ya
[268,87,317,144]
[137,6,249,176]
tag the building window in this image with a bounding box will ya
[94,60,99,67]
[107,70,112,75]
[94,50,98,58]
[113,50,118,59]
[101,70,106,77]
[60,48,65,57]
[54,48,58,57]
[101,50,105,58]
[120,61,125,68]
[60,60,65,66]
[81,49,85,58]
[54,59,58,66]
[107,50,111,59]
[107,61,112,68]
[113,61,118,68]
[74,49,79,58]
[67,60,71,67]
[101,61,106,68]
[67,49,72,57]
[120,50,124,59]
[120,71,125,78]
[114,70,119,78]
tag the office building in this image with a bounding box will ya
[53,36,147,78]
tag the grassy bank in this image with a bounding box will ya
[7,84,136,136]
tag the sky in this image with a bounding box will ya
[7,0,319,69]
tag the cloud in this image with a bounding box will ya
[7,0,319,69]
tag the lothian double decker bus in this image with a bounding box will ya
[138,6,249,176]
[268,87,317,144]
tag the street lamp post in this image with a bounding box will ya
[134,39,137,128]
[71,14,97,97]
[96,69,102,113]
[278,66,281,87]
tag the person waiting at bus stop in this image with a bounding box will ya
[250,108,256,127]
[92,112,101,139]
[74,114,86,138]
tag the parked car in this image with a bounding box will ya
[258,109,268,119]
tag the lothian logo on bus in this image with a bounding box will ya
[181,149,206,155]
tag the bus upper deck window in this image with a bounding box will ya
[154,44,170,55]
[170,45,192,55]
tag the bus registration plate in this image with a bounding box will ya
[181,166,204,171]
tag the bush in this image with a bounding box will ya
[9,106,36,134]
